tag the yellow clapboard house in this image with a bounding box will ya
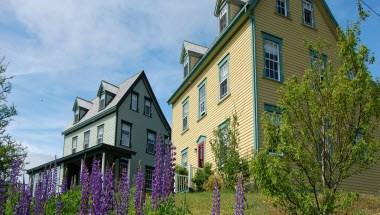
[168,0,380,194]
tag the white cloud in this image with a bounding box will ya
[0,0,219,168]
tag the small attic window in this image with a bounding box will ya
[219,3,228,32]
[184,54,190,78]
[74,106,80,123]
[99,90,106,110]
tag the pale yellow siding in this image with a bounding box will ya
[254,0,337,150]
[172,19,254,169]
[63,112,116,156]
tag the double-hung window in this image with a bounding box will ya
[97,124,104,144]
[219,4,228,32]
[181,148,188,167]
[198,81,206,118]
[74,107,80,123]
[219,58,229,99]
[131,92,139,112]
[263,33,282,82]
[99,91,106,110]
[276,0,289,17]
[83,131,90,149]
[146,130,156,154]
[302,0,314,27]
[72,136,78,154]
[121,121,132,147]
[184,54,190,78]
[218,120,229,166]
[145,166,154,191]
[144,98,152,117]
[182,99,189,131]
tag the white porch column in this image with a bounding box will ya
[101,152,106,175]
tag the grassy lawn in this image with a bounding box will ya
[175,192,380,215]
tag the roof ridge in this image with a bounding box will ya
[101,80,119,89]
[76,96,93,104]
[183,40,209,49]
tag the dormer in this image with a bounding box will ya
[214,0,248,33]
[97,81,119,111]
[73,97,92,123]
[180,41,208,79]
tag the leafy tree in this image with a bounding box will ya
[210,113,250,190]
[252,20,380,214]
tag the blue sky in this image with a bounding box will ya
[0,0,379,169]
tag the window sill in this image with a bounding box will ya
[181,128,189,135]
[119,144,132,149]
[262,76,283,84]
[302,23,317,31]
[274,12,292,20]
[144,113,152,118]
[218,92,231,105]
[197,113,207,122]
[130,109,139,113]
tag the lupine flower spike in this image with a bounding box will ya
[134,165,145,215]
[115,167,130,215]
[90,159,103,215]
[80,164,90,215]
[101,167,114,214]
[234,174,245,215]
[211,179,221,215]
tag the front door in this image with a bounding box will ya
[198,141,204,168]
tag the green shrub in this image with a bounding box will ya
[202,174,223,192]
[175,165,188,176]
[45,188,81,215]
[148,197,190,215]
[192,163,213,192]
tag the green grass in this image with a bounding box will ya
[175,192,380,215]
[175,191,279,215]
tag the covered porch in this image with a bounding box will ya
[27,144,136,191]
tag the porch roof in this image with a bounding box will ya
[26,144,136,174]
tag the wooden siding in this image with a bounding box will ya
[172,20,254,169]
[254,0,380,194]
[63,113,116,156]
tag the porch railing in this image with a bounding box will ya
[174,164,202,193]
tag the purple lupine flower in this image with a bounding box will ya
[163,143,175,199]
[60,177,67,194]
[10,157,23,186]
[115,168,130,215]
[101,167,114,214]
[234,174,245,215]
[151,135,164,209]
[80,164,90,215]
[134,167,145,215]
[34,175,44,215]
[211,179,221,215]
[0,178,5,215]
[16,179,31,215]
[90,159,103,215]
[49,161,58,198]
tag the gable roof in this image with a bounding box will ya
[63,71,171,135]
[168,0,339,105]
[180,41,209,64]
[72,97,93,111]
[214,0,248,16]
[63,72,141,134]
[97,80,119,96]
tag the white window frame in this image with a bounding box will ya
[182,99,189,131]
[83,130,90,149]
[264,40,281,81]
[219,59,229,99]
[219,3,229,32]
[276,0,288,16]
[99,91,106,110]
[74,107,80,123]
[97,124,104,144]
[145,166,154,191]
[184,54,190,78]
[198,81,206,118]
[302,0,314,27]
[121,121,132,147]
[72,136,78,153]
[181,148,189,167]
